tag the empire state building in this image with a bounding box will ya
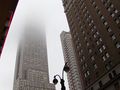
[13,29,55,90]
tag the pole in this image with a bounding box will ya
[60,79,66,90]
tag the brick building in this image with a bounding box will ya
[62,0,120,90]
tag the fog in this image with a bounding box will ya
[0,0,69,90]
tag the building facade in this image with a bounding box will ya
[13,30,55,90]
[0,0,19,56]
[62,0,120,90]
[60,31,82,90]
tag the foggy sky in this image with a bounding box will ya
[0,0,69,90]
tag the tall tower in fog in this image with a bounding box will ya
[13,29,55,90]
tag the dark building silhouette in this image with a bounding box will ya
[62,0,120,90]
[0,0,19,56]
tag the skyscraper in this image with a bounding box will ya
[60,31,82,90]
[0,0,19,56]
[13,29,55,90]
[62,0,120,90]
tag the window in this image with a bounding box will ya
[94,26,96,29]
[107,27,112,32]
[111,34,116,40]
[103,45,106,50]
[86,10,89,14]
[89,49,92,53]
[24,70,27,79]
[99,81,103,87]
[94,64,98,69]
[104,2,107,6]
[81,26,83,29]
[87,70,90,75]
[89,23,92,26]
[97,10,101,14]
[83,8,86,13]
[79,43,81,47]
[91,28,94,32]
[107,7,111,11]
[92,1,95,5]
[94,34,96,38]
[95,6,98,9]
[99,48,103,53]
[86,18,89,21]
[81,59,83,62]
[97,41,100,45]
[77,46,79,49]
[112,70,117,76]
[91,20,94,23]
[111,13,115,17]
[110,4,114,8]
[101,0,104,2]
[102,56,106,61]
[96,31,99,35]
[107,0,110,2]
[82,31,85,34]
[99,38,102,42]
[96,71,99,77]
[106,53,110,58]
[81,49,83,53]
[108,73,113,79]
[109,61,113,66]
[116,42,120,48]
[82,64,85,70]
[87,42,90,46]
[91,56,95,61]
[85,73,87,78]
[104,21,108,26]
[83,56,85,60]
[89,15,91,18]
[105,61,112,70]
[115,19,119,24]
[100,15,105,20]
[85,37,87,40]
[114,82,119,90]
[114,9,118,13]
[91,87,94,90]
[84,70,90,78]
[85,63,87,67]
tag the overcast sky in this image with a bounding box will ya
[0,0,69,90]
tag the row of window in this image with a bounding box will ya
[99,1,120,50]
[78,9,101,78]
[90,70,118,90]
[90,0,120,25]
[63,0,68,7]
[105,61,113,70]
[102,52,110,61]
[84,70,90,78]
[77,2,116,83]
[70,0,120,49]
[91,0,120,50]
[99,45,106,53]
[101,0,120,24]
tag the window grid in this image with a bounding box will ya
[101,0,120,24]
